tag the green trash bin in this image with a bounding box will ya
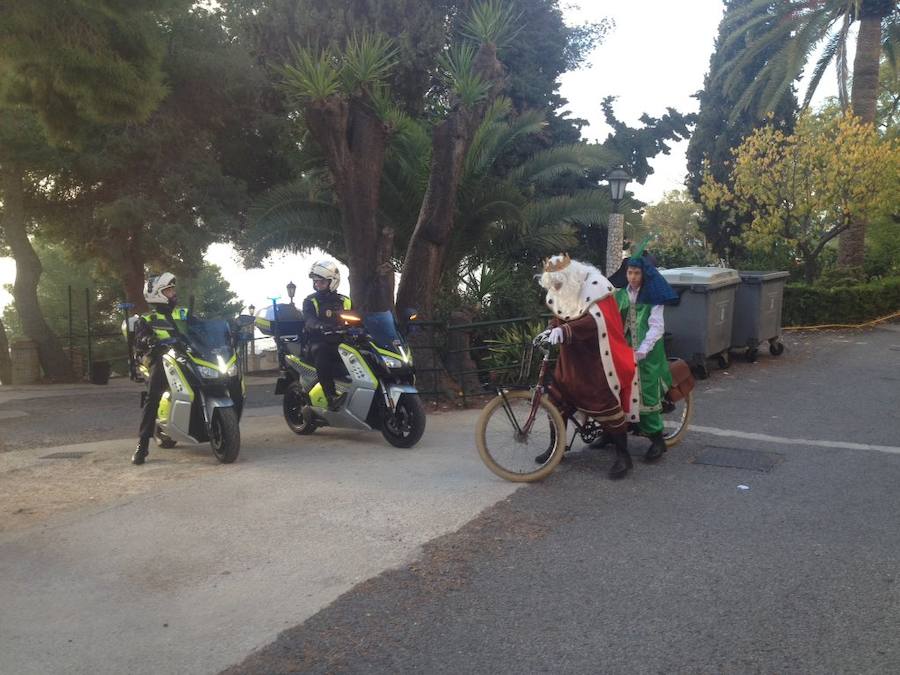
[731,270,789,362]
[659,267,741,378]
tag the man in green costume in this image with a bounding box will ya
[610,248,678,461]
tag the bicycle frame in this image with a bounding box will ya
[492,339,657,450]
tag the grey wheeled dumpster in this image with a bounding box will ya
[731,270,789,362]
[659,267,741,378]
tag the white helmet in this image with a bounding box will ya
[309,259,340,292]
[144,272,176,304]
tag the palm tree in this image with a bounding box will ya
[244,98,621,296]
[720,0,899,266]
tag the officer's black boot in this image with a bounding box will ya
[327,391,347,412]
[132,438,150,465]
[644,432,667,462]
[608,433,632,479]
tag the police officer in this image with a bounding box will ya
[131,273,188,465]
[302,260,351,411]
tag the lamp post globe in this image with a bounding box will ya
[607,167,631,207]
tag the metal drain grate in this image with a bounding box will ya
[692,446,782,472]
[40,451,92,460]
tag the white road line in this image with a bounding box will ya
[690,424,900,455]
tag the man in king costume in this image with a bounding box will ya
[608,242,679,461]
[537,254,640,479]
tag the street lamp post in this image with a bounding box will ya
[286,281,296,305]
[247,304,256,359]
[604,167,631,277]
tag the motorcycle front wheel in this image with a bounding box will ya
[381,394,426,448]
[210,407,241,463]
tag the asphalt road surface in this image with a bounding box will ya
[2,325,899,674]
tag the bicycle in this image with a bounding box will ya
[475,335,694,482]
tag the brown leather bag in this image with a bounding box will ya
[666,358,695,402]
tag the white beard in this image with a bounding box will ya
[542,262,616,321]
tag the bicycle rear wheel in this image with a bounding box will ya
[475,390,567,482]
[662,391,692,448]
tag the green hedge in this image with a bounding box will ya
[783,277,900,327]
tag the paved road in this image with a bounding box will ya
[224,324,900,674]
[0,410,519,675]
[0,377,281,453]
[1,325,899,674]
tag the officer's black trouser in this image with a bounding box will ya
[311,342,342,399]
[139,359,166,441]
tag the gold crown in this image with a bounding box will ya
[543,253,572,273]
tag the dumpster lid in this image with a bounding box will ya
[738,270,790,283]
[660,267,741,290]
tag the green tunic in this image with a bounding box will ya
[615,289,671,435]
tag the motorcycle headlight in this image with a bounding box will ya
[197,365,220,379]
[380,354,404,369]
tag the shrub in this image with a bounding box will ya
[783,276,900,326]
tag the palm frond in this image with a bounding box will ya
[465,107,546,178]
[507,143,611,185]
[461,0,521,47]
[520,189,611,230]
[246,179,343,261]
[281,44,341,102]
[440,43,491,106]
[802,30,842,110]
[342,32,399,90]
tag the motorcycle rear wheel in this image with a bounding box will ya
[284,382,318,435]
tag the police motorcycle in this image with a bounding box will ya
[257,301,426,448]
[123,309,253,463]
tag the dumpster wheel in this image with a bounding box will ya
[769,340,785,356]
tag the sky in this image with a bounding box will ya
[0,0,843,316]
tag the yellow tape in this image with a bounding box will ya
[783,310,900,331]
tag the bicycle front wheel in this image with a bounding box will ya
[475,389,567,482]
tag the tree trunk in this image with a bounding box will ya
[803,256,818,284]
[115,225,148,313]
[838,3,886,268]
[395,42,506,319]
[0,165,75,382]
[305,95,394,312]
[0,317,11,385]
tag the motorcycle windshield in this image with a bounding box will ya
[363,311,407,353]
[182,319,234,359]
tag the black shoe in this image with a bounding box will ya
[644,432,667,462]
[327,392,347,412]
[534,440,572,464]
[534,447,554,464]
[132,439,150,465]
[588,431,612,450]
[608,433,632,479]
